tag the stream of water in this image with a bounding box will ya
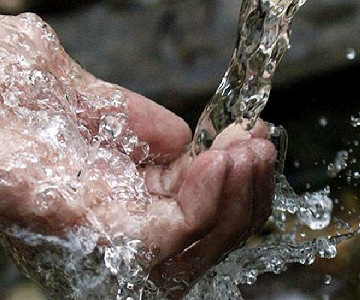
[192,0,306,154]
[186,0,360,299]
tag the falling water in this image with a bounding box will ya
[186,0,360,299]
[192,0,306,154]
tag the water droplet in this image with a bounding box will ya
[327,151,348,177]
[276,5,285,14]
[324,274,332,285]
[327,163,337,178]
[351,114,360,127]
[297,189,333,230]
[245,270,258,285]
[346,48,356,60]
[316,238,337,259]
[319,117,328,127]
[99,113,126,142]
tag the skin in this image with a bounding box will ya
[0,13,276,299]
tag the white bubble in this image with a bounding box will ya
[324,274,332,285]
[346,48,356,60]
[351,115,360,127]
[319,117,328,127]
[294,160,300,168]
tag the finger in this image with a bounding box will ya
[251,118,271,139]
[211,122,251,150]
[2,14,192,165]
[147,150,232,264]
[246,138,276,232]
[151,138,276,298]
[150,146,255,299]
[196,138,276,262]
[194,144,256,261]
[144,153,192,198]
[210,118,271,152]
[69,82,192,164]
[126,89,192,164]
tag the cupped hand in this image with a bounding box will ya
[0,13,276,299]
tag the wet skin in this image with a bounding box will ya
[0,14,276,299]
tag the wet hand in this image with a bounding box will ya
[0,13,276,299]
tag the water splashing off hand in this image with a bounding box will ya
[192,0,306,155]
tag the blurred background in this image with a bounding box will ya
[0,0,359,299]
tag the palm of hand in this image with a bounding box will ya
[0,14,276,299]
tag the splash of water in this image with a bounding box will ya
[185,0,360,298]
[0,13,152,300]
[192,0,306,154]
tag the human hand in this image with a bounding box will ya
[0,13,276,299]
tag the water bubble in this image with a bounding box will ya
[294,160,300,168]
[324,274,332,285]
[319,117,328,127]
[104,247,121,276]
[335,218,352,231]
[315,238,337,259]
[327,163,337,178]
[276,5,285,14]
[245,270,258,285]
[346,48,356,60]
[351,114,360,127]
[298,190,333,230]
[300,253,315,265]
[327,151,348,178]
[99,113,126,142]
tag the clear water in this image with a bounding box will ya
[186,0,360,299]
[192,0,306,154]
[0,2,358,300]
[0,13,152,300]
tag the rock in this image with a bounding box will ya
[25,0,360,112]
